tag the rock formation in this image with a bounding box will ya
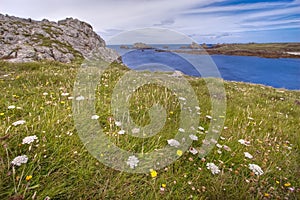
[0,14,119,63]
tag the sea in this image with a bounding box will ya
[108,44,300,90]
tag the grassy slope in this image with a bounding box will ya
[0,61,299,200]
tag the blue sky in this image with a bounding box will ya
[0,0,299,43]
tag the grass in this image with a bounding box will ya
[0,60,299,199]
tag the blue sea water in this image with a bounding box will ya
[108,45,300,90]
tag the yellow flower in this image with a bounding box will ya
[284,182,291,187]
[161,183,166,188]
[264,193,270,197]
[0,113,4,116]
[176,150,183,156]
[60,101,65,104]
[26,175,32,181]
[150,169,157,178]
[276,181,280,184]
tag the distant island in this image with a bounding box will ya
[170,43,300,59]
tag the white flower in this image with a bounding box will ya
[75,95,85,101]
[118,130,125,135]
[12,120,26,126]
[115,121,122,127]
[61,92,69,96]
[198,126,205,131]
[216,143,222,148]
[206,163,220,175]
[206,115,212,120]
[11,155,28,166]
[22,135,38,144]
[244,152,253,159]
[8,105,16,109]
[68,96,74,100]
[189,147,198,155]
[178,128,185,133]
[223,145,232,152]
[249,164,264,175]
[167,139,180,147]
[178,97,186,101]
[189,134,198,141]
[238,139,250,146]
[42,92,48,96]
[126,155,139,169]
[91,115,99,120]
[132,128,140,134]
[195,106,200,111]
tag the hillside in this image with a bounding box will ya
[0,14,118,63]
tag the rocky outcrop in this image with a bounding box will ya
[0,14,119,63]
[132,42,153,49]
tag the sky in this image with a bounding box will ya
[0,0,299,44]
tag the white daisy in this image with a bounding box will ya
[42,92,48,96]
[11,155,28,166]
[91,115,99,120]
[126,155,139,169]
[61,92,69,96]
[178,128,185,133]
[8,105,16,109]
[118,130,125,135]
[22,135,38,144]
[206,163,220,175]
[249,164,264,175]
[167,139,180,147]
[238,139,250,146]
[75,95,85,101]
[198,126,205,131]
[12,120,26,126]
[115,121,122,127]
[189,134,198,141]
[244,152,253,159]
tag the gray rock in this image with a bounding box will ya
[0,13,119,63]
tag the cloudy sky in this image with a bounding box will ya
[1,0,299,43]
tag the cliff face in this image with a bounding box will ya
[0,14,119,63]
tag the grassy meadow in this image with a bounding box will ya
[0,60,299,199]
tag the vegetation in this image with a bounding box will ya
[0,60,299,199]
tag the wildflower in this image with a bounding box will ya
[12,120,26,126]
[42,92,48,96]
[284,182,291,187]
[189,134,198,141]
[150,169,157,178]
[216,144,222,148]
[115,121,122,126]
[178,128,185,132]
[178,97,186,101]
[26,175,32,181]
[68,96,74,100]
[206,115,212,120]
[238,139,250,146]
[248,164,264,175]
[132,128,140,134]
[8,105,16,109]
[176,150,183,156]
[0,113,4,116]
[75,95,85,101]
[22,135,38,144]
[198,126,205,131]
[11,155,28,166]
[244,152,253,159]
[206,163,220,175]
[161,183,166,188]
[126,155,139,169]
[195,106,200,110]
[91,115,99,120]
[264,193,270,197]
[167,139,180,147]
[61,92,69,96]
[118,130,125,135]
[189,147,198,155]
[223,145,232,152]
